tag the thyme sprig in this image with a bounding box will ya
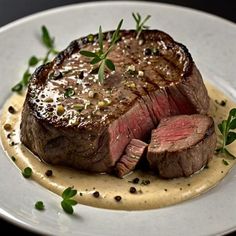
[132,12,151,39]
[80,19,123,84]
[216,108,236,159]
[12,26,58,93]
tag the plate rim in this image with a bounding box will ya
[0,1,235,35]
[0,1,236,235]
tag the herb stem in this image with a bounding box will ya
[132,13,151,39]
[80,19,123,84]
[12,26,58,93]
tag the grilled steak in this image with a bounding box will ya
[147,114,216,178]
[20,30,209,173]
[115,139,148,177]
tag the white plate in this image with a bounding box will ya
[0,1,236,235]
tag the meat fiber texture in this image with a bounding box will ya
[147,115,217,178]
[20,30,210,173]
[115,139,148,177]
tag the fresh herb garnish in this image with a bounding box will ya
[22,167,32,178]
[35,201,45,210]
[12,26,58,93]
[80,19,123,84]
[132,12,151,39]
[222,159,229,166]
[216,108,236,158]
[41,25,58,63]
[61,187,78,214]
[64,88,75,98]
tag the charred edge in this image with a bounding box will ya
[176,42,194,78]
[203,121,215,139]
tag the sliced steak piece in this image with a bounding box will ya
[115,139,148,177]
[147,114,216,178]
[20,29,209,173]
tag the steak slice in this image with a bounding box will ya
[115,139,148,178]
[20,29,209,173]
[147,115,216,178]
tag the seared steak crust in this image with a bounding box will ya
[20,30,209,173]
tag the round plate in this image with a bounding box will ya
[0,1,236,235]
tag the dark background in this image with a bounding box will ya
[0,0,235,235]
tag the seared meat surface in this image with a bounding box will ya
[20,30,209,173]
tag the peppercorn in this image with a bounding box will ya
[4,123,12,131]
[79,71,84,79]
[220,100,226,106]
[144,48,152,56]
[114,196,122,202]
[132,178,139,184]
[8,106,16,114]
[129,187,137,194]
[93,191,100,198]
[45,170,53,177]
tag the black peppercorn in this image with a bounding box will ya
[93,191,100,198]
[79,71,84,79]
[8,106,16,114]
[220,100,226,106]
[45,169,53,177]
[132,178,139,184]
[144,48,152,56]
[129,187,137,194]
[114,196,122,202]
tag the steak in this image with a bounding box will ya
[147,114,216,178]
[20,30,210,173]
[115,139,148,177]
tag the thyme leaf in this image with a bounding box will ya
[12,26,58,93]
[132,12,151,39]
[80,19,123,84]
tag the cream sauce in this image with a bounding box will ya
[0,82,236,210]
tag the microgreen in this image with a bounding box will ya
[222,159,229,166]
[132,12,151,39]
[80,19,123,84]
[216,108,236,159]
[22,167,32,178]
[12,26,58,93]
[35,201,45,210]
[61,187,78,214]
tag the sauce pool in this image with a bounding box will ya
[0,82,236,210]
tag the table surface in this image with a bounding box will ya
[0,0,235,235]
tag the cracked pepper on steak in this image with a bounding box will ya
[20,30,210,173]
